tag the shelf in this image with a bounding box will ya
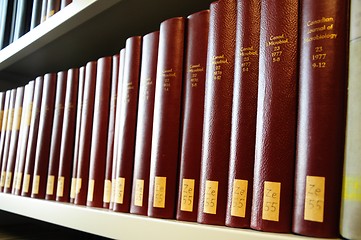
[0,193,337,240]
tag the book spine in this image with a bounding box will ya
[197,0,237,226]
[0,92,6,140]
[45,71,67,200]
[0,0,16,49]
[130,31,159,215]
[0,91,9,167]
[60,0,72,9]
[225,0,260,228]
[12,81,35,195]
[13,0,32,41]
[46,0,60,19]
[30,0,43,30]
[147,17,185,219]
[56,68,79,202]
[69,66,85,203]
[103,54,119,209]
[113,36,142,213]
[74,61,97,206]
[86,56,112,208]
[40,0,48,23]
[341,1,361,239]
[293,0,349,237]
[31,73,57,199]
[250,0,299,233]
[3,86,25,193]
[176,10,209,222]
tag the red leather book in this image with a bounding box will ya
[46,0,60,19]
[12,81,35,195]
[0,91,10,182]
[109,48,125,209]
[45,71,67,200]
[56,68,79,202]
[86,56,112,208]
[21,76,44,197]
[293,0,349,237]
[197,0,237,226]
[147,17,185,219]
[225,0,260,228]
[103,54,119,209]
[74,61,97,206]
[31,73,57,199]
[0,92,6,134]
[176,10,209,222]
[69,66,85,203]
[0,89,17,192]
[250,0,298,233]
[60,0,72,9]
[3,86,25,193]
[130,31,159,215]
[113,36,142,213]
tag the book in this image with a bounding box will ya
[31,73,57,199]
[197,0,237,226]
[0,92,6,139]
[341,1,361,239]
[60,0,72,9]
[0,89,17,192]
[30,0,43,30]
[103,54,119,209]
[86,56,112,208]
[11,0,33,42]
[69,66,85,203]
[3,86,25,193]
[176,10,209,222]
[40,0,47,23]
[250,0,299,233]
[147,17,185,219]
[109,48,125,209]
[45,71,67,200]
[46,0,60,19]
[74,61,97,206]
[225,0,260,228]
[0,0,15,49]
[12,80,35,195]
[0,91,10,173]
[130,31,159,215]
[293,0,350,238]
[113,36,142,213]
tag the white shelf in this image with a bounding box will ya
[0,193,337,240]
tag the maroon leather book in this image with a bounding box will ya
[21,76,44,197]
[0,92,6,136]
[56,69,79,202]
[86,56,112,208]
[225,0,260,228]
[45,71,67,200]
[0,91,10,178]
[74,61,97,206]
[176,10,209,222]
[69,66,85,203]
[113,36,142,213]
[0,89,17,192]
[3,86,25,193]
[60,0,72,9]
[31,73,57,199]
[109,48,125,209]
[147,17,185,219]
[293,0,349,237]
[46,0,60,18]
[103,54,119,209]
[250,0,298,233]
[12,81,35,195]
[130,31,159,215]
[197,0,237,226]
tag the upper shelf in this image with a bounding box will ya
[0,0,213,88]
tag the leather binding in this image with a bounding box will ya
[86,56,112,208]
[11,81,35,195]
[46,0,61,19]
[293,0,349,237]
[147,17,185,219]
[56,68,79,202]
[0,89,17,192]
[176,10,209,222]
[250,0,298,233]
[31,73,57,199]
[110,48,125,209]
[11,0,33,43]
[0,0,15,49]
[3,86,25,193]
[113,36,142,213]
[40,0,48,23]
[197,0,237,226]
[341,1,361,239]
[130,31,159,215]
[61,0,72,9]
[103,54,119,209]
[30,0,42,30]
[225,0,260,228]
[74,61,97,206]
[0,91,10,175]
[69,66,85,203]
[0,92,5,137]
[45,71,67,200]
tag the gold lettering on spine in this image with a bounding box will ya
[212,55,229,81]
[240,46,258,72]
[162,69,176,91]
[188,64,204,88]
[267,34,289,63]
